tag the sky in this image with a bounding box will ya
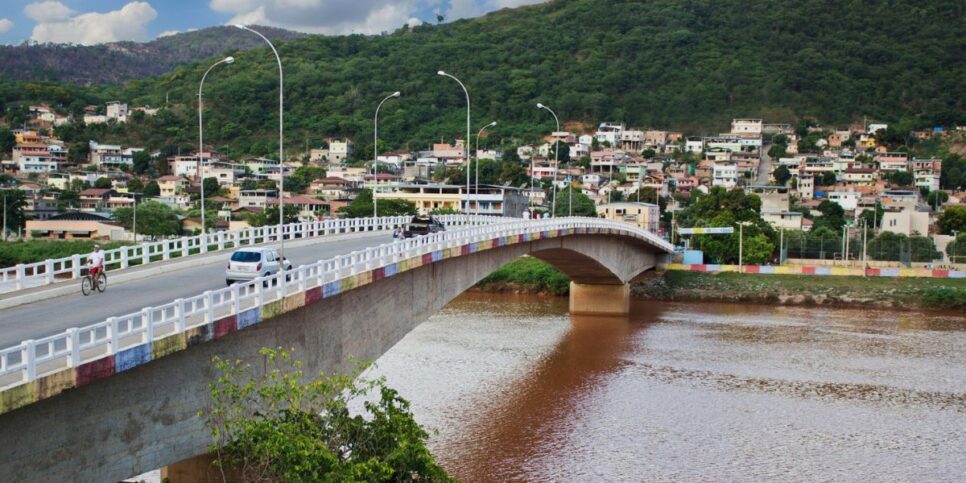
[0,0,545,45]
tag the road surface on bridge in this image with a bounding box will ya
[0,232,391,348]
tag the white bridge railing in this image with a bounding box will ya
[0,217,671,393]
[0,215,502,295]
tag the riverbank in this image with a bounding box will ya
[473,258,966,311]
[633,270,966,311]
[474,256,571,295]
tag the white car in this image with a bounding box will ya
[225,247,293,285]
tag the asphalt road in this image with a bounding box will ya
[0,232,392,348]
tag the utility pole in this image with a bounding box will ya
[2,192,6,242]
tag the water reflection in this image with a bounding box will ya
[369,294,966,481]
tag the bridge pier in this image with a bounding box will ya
[568,282,630,316]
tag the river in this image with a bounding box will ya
[366,293,966,481]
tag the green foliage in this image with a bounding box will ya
[0,190,27,236]
[742,234,776,264]
[132,150,153,174]
[4,0,964,157]
[858,201,884,229]
[937,205,966,235]
[429,207,461,215]
[0,130,14,155]
[947,234,966,263]
[338,189,417,218]
[813,200,846,232]
[206,347,453,482]
[285,165,327,194]
[476,256,571,295]
[886,171,914,186]
[93,177,113,189]
[553,187,596,217]
[867,231,939,262]
[0,239,130,267]
[675,187,776,263]
[772,165,791,186]
[244,205,301,227]
[926,190,949,207]
[111,200,182,237]
[921,288,966,310]
[143,180,160,197]
[202,177,221,198]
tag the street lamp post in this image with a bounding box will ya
[373,91,401,218]
[475,121,497,216]
[437,71,471,215]
[199,56,234,245]
[235,25,286,266]
[536,103,562,216]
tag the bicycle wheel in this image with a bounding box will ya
[81,277,93,296]
[96,272,107,292]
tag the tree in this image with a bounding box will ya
[127,178,144,193]
[69,178,89,192]
[0,190,27,237]
[887,171,914,186]
[742,234,775,264]
[550,140,571,165]
[553,187,596,217]
[858,201,884,229]
[93,177,113,189]
[947,234,966,264]
[132,151,153,175]
[926,190,949,207]
[286,165,327,194]
[0,130,14,155]
[57,190,80,210]
[206,348,453,482]
[937,206,966,235]
[629,186,667,212]
[202,177,221,198]
[112,201,181,237]
[338,189,417,218]
[245,204,301,227]
[813,200,846,232]
[773,165,791,186]
[143,181,160,197]
[642,148,656,159]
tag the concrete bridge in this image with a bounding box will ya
[0,217,671,481]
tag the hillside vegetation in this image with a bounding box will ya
[2,0,965,158]
[0,26,304,84]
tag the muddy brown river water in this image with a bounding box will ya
[366,293,966,481]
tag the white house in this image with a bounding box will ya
[826,190,861,211]
[712,163,738,189]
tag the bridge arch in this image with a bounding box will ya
[0,224,668,481]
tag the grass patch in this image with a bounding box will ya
[0,240,132,267]
[476,256,571,295]
[657,271,966,311]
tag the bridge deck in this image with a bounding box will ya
[0,232,390,349]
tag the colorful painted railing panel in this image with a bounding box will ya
[0,215,505,295]
[663,263,966,279]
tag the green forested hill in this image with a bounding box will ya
[0,26,305,85]
[2,0,965,159]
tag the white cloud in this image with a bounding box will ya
[23,1,74,23]
[29,2,158,45]
[0,19,13,33]
[211,0,421,35]
[157,30,181,38]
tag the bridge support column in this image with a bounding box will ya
[569,282,629,316]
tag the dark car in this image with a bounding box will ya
[403,215,446,238]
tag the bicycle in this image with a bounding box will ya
[81,268,107,296]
